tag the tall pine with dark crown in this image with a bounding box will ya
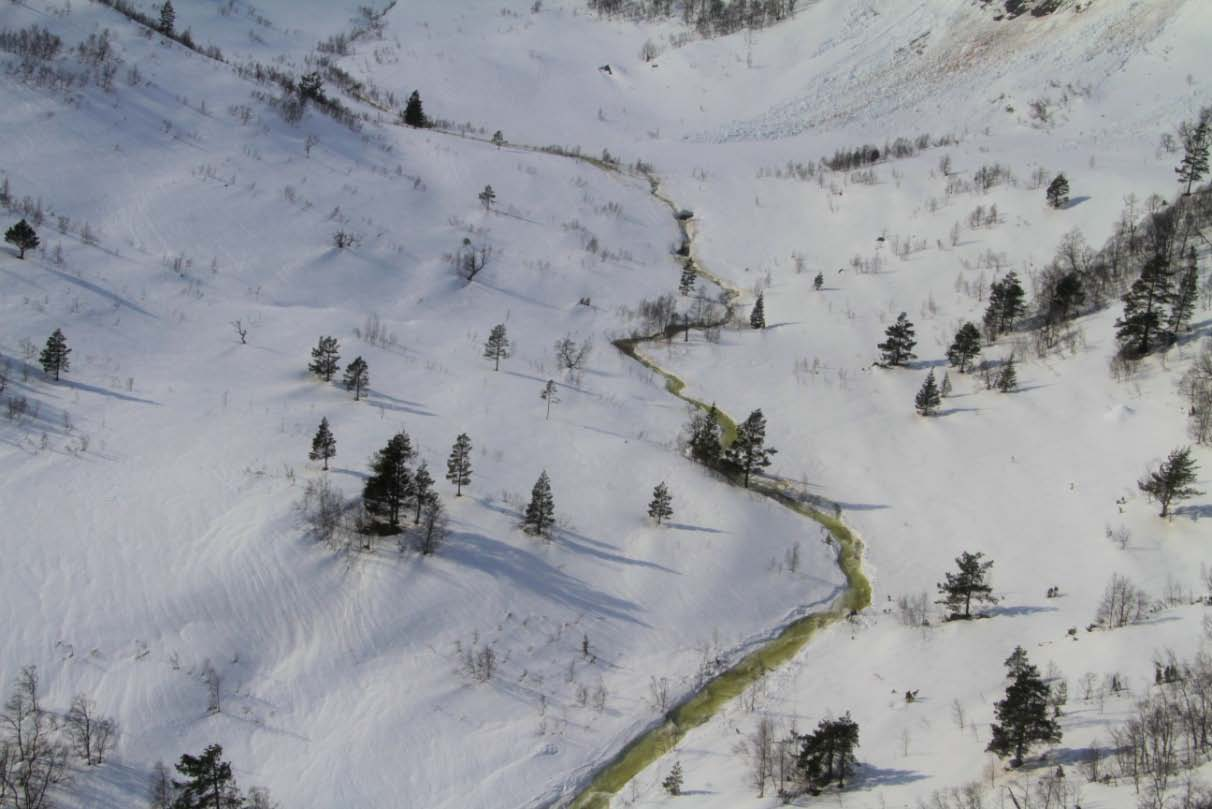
[915,371,941,416]
[5,219,39,259]
[446,433,472,496]
[39,328,70,380]
[1138,446,1203,518]
[158,0,175,36]
[1177,119,1209,195]
[523,471,556,537]
[1046,173,1069,208]
[688,404,722,467]
[878,313,917,367]
[984,272,1026,337]
[412,461,434,524]
[987,649,1061,765]
[797,713,860,789]
[647,482,673,525]
[724,409,776,488]
[403,90,427,128]
[309,417,336,470]
[172,744,242,809]
[483,324,511,371]
[749,293,766,329]
[308,336,340,381]
[936,551,998,619]
[1170,247,1199,337]
[343,356,369,400]
[362,432,415,533]
[1115,254,1173,355]
[946,322,982,373]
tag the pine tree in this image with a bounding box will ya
[687,404,722,467]
[1049,272,1086,322]
[362,432,415,532]
[1138,446,1203,518]
[1177,120,1209,196]
[749,293,766,329]
[1115,255,1173,355]
[987,649,1061,765]
[5,219,39,259]
[309,417,336,470]
[996,356,1018,393]
[478,185,496,211]
[1169,247,1199,337]
[940,371,953,397]
[403,90,427,128]
[308,336,340,381]
[541,379,560,420]
[1003,646,1031,679]
[39,328,70,381]
[298,72,323,103]
[946,322,982,373]
[984,272,1026,337]
[342,356,369,401]
[678,263,697,296]
[1046,173,1069,209]
[936,551,998,619]
[446,433,472,496]
[648,482,673,525]
[724,409,777,488]
[412,461,434,524]
[171,744,242,809]
[158,0,175,35]
[877,312,917,367]
[491,130,505,148]
[814,271,824,291]
[483,324,511,370]
[523,470,556,537]
[662,761,684,796]
[915,370,941,416]
[797,713,860,789]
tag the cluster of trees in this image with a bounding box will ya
[684,406,776,488]
[588,0,799,39]
[149,743,275,809]
[1115,247,1201,356]
[0,667,119,809]
[308,336,369,400]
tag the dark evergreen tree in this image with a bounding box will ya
[411,461,434,524]
[662,761,684,796]
[5,219,39,259]
[987,650,1061,765]
[984,272,1027,337]
[1003,646,1031,679]
[541,379,560,420]
[483,324,511,370]
[687,404,722,467]
[403,90,427,128]
[877,312,917,367]
[1138,446,1203,518]
[1115,255,1173,355]
[39,328,70,380]
[936,551,998,619]
[797,713,860,789]
[1177,119,1209,196]
[724,409,776,488]
[946,322,982,373]
[915,370,941,416]
[342,356,369,401]
[996,356,1018,393]
[749,293,766,330]
[647,482,673,525]
[171,744,242,809]
[362,432,415,533]
[1169,247,1199,337]
[1045,173,1069,209]
[309,417,336,470]
[158,0,175,35]
[491,130,505,148]
[814,271,824,291]
[523,470,555,537]
[308,336,340,381]
[678,263,697,296]
[446,433,472,496]
[1048,272,1086,322]
[298,72,323,103]
[478,185,496,211]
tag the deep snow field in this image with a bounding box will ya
[0,0,1210,808]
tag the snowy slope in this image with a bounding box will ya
[1,1,1210,808]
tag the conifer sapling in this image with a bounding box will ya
[446,433,472,496]
[648,482,674,525]
[309,417,336,470]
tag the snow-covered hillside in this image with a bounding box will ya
[1,1,1209,808]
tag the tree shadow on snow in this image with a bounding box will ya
[444,529,650,627]
[937,406,981,416]
[984,604,1058,618]
[1062,196,1091,210]
[666,522,726,534]
[364,391,436,418]
[1173,503,1212,521]
[42,265,158,318]
[69,761,150,809]
[852,764,928,790]
[906,359,947,370]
